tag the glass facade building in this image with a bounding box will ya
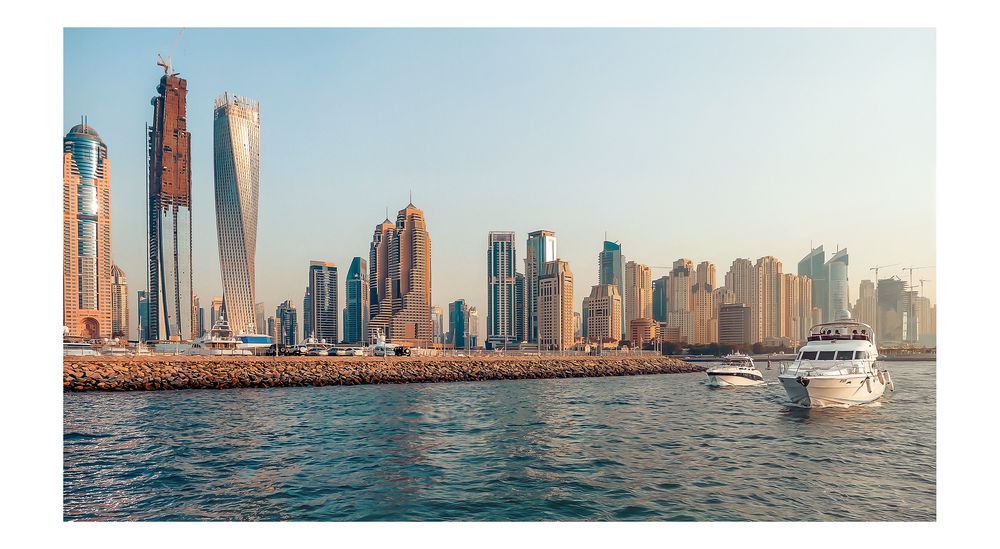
[798,246,828,322]
[306,261,339,343]
[213,93,260,335]
[599,241,626,336]
[344,257,369,344]
[525,230,557,343]
[487,231,518,348]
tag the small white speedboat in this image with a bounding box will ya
[706,353,765,387]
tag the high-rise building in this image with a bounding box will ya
[302,286,312,340]
[599,241,626,335]
[725,258,754,309]
[468,307,480,348]
[111,264,129,339]
[267,316,278,343]
[718,303,752,346]
[525,230,557,343]
[754,256,783,343]
[780,273,802,342]
[275,300,297,346]
[255,302,266,335]
[487,231,518,348]
[876,277,906,344]
[197,306,205,338]
[431,306,445,345]
[304,261,339,343]
[652,276,669,323]
[368,217,395,338]
[137,290,150,342]
[345,257,370,344]
[191,293,201,340]
[210,296,223,329]
[826,248,850,321]
[63,121,112,340]
[798,246,829,322]
[514,272,527,343]
[797,276,814,342]
[624,261,652,340]
[666,259,693,343]
[538,260,574,351]
[574,311,582,339]
[690,261,716,345]
[448,299,470,349]
[368,202,433,346]
[854,280,876,328]
[711,286,735,344]
[584,284,622,344]
[147,66,194,342]
[213,93,260,335]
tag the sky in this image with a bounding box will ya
[63,28,935,340]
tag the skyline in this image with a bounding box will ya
[63,28,935,339]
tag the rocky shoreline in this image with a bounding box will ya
[63,355,703,392]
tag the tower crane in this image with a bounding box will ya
[156,28,186,75]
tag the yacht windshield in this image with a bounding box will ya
[817,351,836,360]
[836,351,854,360]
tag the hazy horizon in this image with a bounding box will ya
[63,28,935,340]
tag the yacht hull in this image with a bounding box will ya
[706,372,765,387]
[779,374,888,407]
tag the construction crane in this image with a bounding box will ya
[868,264,898,337]
[156,28,186,75]
[902,266,934,292]
[918,279,933,298]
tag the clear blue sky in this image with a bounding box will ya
[63,28,935,339]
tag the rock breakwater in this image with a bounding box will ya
[63,355,703,392]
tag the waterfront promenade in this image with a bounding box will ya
[63,355,702,391]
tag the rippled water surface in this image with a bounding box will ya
[64,361,935,521]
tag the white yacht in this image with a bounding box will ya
[187,317,250,356]
[706,353,765,387]
[779,318,894,407]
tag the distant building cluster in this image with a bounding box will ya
[62,64,936,351]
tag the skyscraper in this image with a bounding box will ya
[724,258,754,308]
[255,302,266,335]
[855,280,876,328]
[210,296,223,329]
[307,261,339,343]
[191,293,201,340]
[147,65,194,341]
[525,230,557,343]
[368,202,433,346]
[666,259,693,343]
[137,290,150,342]
[213,93,260,335]
[538,260,574,351]
[754,256,783,343]
[345,257,370,344]
[276,300,298,346]
[624,261,652,340]
[111,264,128,339]
[690,261,716,345]
[431,305,445,345]
[302,286,312,340]
[448,299,469,349]
[798,246,828,322]
[599,241,626,335]
[514,272,527,343]
[584,284,622,344]
[197,305,205,338]
[826,248,850,321]
[63,121,112,340]
[487,231,518,348]
[652,276,669,323]
[468,307,480,348]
